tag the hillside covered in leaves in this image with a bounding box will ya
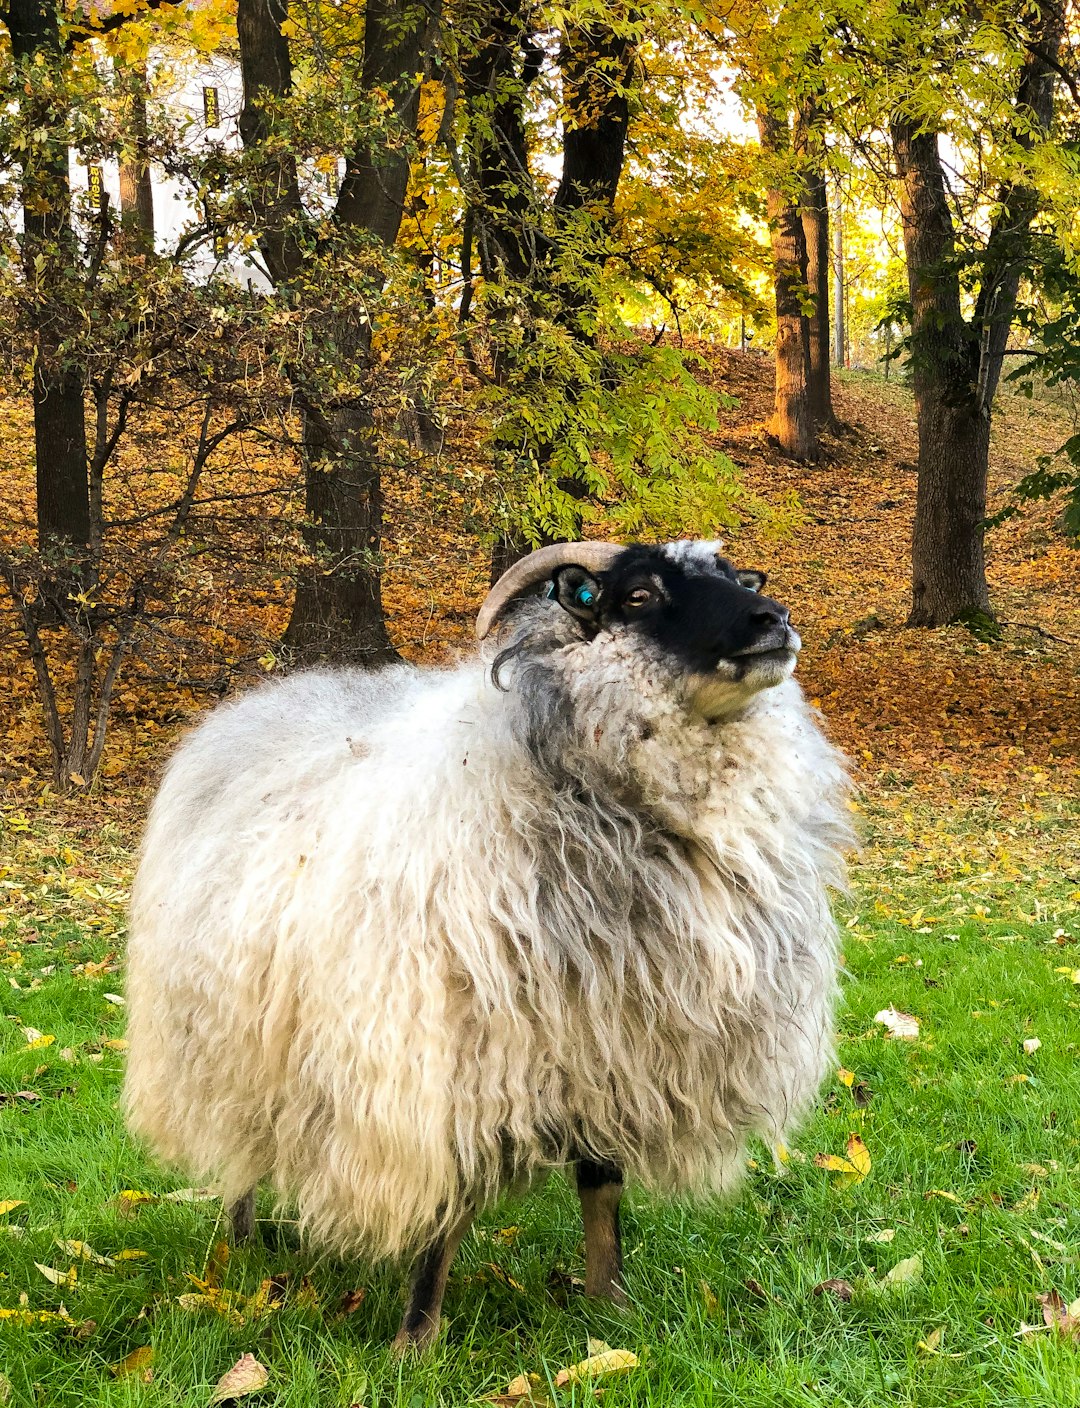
[2,346,1077,823]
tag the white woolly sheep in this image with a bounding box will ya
[123,539,852,1349]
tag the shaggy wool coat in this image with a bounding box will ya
[124,606,851,1258]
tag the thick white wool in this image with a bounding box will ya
[124,613,852,1260]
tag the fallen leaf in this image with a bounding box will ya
[336,1288,366,1317]
[924,1189,964,1204]
[700,1278,720,1315]
[0,1306,74,1325]
[482,1262,526,1294]
[0,1201,26,1216]
[0,1091,41,1106]
[20,1028,54,1049]
[110,1346,153,1381]
[55,1239,115,1267]
[814,1134,872,1190]
[553,1348,639,1388]
[34,1262,77,1289]
[1038,1289,1080,1339]
[1014,1188,1041,1214]
[874,1007,920,1040]
[115,1249,149,1261]
[837,1067,855,1087]
[164,1187,218,1203]
[210,1353,269,1403]
[102,993,125,1006]
[813,1279,854,1301]
[865,1228,896,1244]
[917,1327,944,1354]
[880,1254,923,1288]
[114,1190,159,1217]
[491,1373,551,1406]
[102,1039,129,1052]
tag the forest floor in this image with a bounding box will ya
[1,351,1079,1405]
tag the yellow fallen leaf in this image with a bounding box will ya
[924,1189,963,1204]
[553,1348,639,1387]
[700,1279,720,1315]
[21,1028,55,1049]
[0,1201,26,1217]
[0,1306,74,1325]
[177,1288,247,1328]
[210,1353,269,1403]
[1014,1188,1041,1214]
[917,1327,944,1354]
[102,1039,129,1052]
[1053,968,1080,984]
[110,1346,153,1380]
[114,1190,159,1218]
[497,1371,548,1403]
[55,1239,115,1267]
[880,1254,922,1288]
[837,1067,855,1088]
[114,1248,148,1261]
[34,1262,78,1289]
[865,1228,896,1244]
[814,1134,871,1190]
[483,1262,526,1294]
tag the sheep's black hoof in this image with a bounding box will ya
[228,1190,257,1245]
[391,1317,444,1356]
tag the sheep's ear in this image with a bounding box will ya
[737,569,767,592]
[550,566,603,624]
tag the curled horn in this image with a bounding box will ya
[476,542,624,640]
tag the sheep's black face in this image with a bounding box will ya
[552,541,800,719]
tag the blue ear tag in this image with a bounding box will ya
[575,585,595,608]
[545,582,557,599]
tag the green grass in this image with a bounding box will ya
[3,815,1080,1407]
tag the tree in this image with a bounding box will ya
[756,100,817,462]
[235,0,432,665]
[889,0,1065,626]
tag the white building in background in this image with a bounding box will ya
[72,50,273,288]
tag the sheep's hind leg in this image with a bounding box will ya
[576,1158,625,1303]
[393,1211,474,1354]
[228,1190,257,1245]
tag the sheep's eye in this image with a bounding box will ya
[624,587,652,609]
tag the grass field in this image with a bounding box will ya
[3,797,1080,1407]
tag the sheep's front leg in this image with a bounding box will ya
[228,1189,256,1245]
[393,1211,474,1353]
[576,1158,625,1302]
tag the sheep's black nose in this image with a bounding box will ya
[750,602,789,628]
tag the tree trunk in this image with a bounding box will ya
[832,187,845,368]
[756,105,817,464]
[117,56,155,250]
[236,0,427,663]
[283,403,397,665]
[893,2,1061,628]
[909,403,992,626]
[801,164,834,430]
[10,0,91,562]
[893,117,989,625]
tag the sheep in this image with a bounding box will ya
[123,539,853,1350]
